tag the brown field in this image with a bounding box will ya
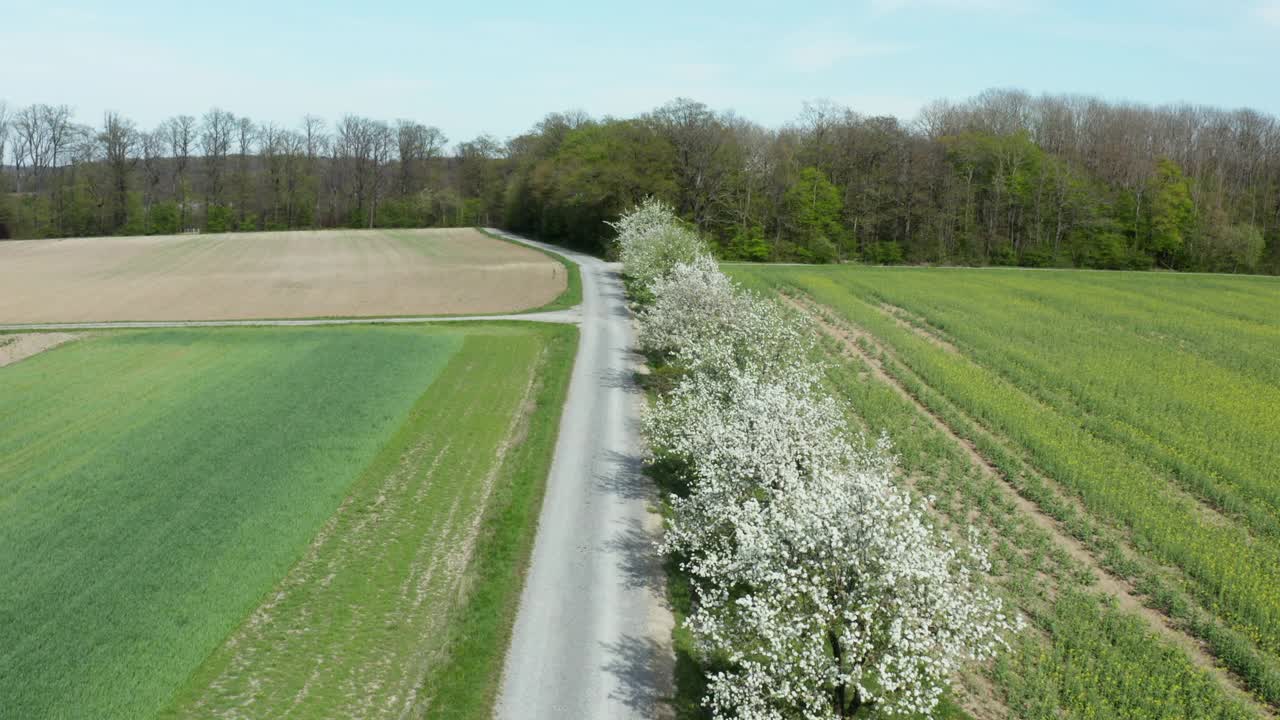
[0,228,567,323]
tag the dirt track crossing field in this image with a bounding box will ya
[0,228,567,323]
[0,332,79,367]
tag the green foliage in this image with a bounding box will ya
[2,97,1274,278]
[1147,159,1195,261]
[727,223,770,261]
[1220,223,1266,273]
[148,201,181,235]
[989,241,1016,266]
[1074,229,1136,269]
[205,204,234,233]
[504,118,678,253]
[376,193,437,228]
[868,240,905,265]
[0,195,11,239]
[118,192,147,236]
[783,166,844,262]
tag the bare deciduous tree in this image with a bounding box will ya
[165,115,196,229]
[395,120,446,196]
[0,101,10,183]
[140,128,165,219]
[234,116,257,224]
[100,112,139,231]
[200,108,235,210]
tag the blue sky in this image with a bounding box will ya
[1,0,1278,145]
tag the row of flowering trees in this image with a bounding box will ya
[616,198,1020,719]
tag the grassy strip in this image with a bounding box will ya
[414,324,578,718]
[476,227,583,313]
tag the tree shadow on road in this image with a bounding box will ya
[599,448,654,502]
[602,633,675,719]
[604,516,666,595]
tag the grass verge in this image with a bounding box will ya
[412,323,578,718]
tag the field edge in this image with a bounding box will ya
[413,322,579,718]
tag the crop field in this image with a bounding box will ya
[728,265,1280,719]
[0,227,568,323]
[0,323,576,719]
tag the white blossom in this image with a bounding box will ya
[609,197,709,294]
[690,447,1017,719]
[649,367,852,558]
[638,256,816,379]
[624,202,1020,719]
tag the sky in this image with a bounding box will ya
[1,0,1278,145]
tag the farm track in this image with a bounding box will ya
[784,292,1278,719]
[0,308,579,332]
[0,332,81,366]
[488,230,675,720]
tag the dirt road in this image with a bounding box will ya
[488,229,674,720]
[0,310,577,332]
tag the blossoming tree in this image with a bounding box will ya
[616,199,1019,719]
[610,197,709,299]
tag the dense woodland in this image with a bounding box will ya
[2,89,1278,274]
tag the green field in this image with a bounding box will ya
[728,265,1280,719]
[0,323,576,719]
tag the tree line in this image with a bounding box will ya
[0,103,476,238]
[2,89,1278,274]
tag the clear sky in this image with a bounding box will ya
[2,0,1278,145]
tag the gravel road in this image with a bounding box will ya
[488,229,674,720]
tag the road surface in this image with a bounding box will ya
[488,229,674,720]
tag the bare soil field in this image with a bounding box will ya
[0,228,567,323]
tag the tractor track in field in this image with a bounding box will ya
[783,292,1278,720]
[0,332,82,366]
[0,309,579,332]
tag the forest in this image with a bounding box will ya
[2,88,1278,274]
